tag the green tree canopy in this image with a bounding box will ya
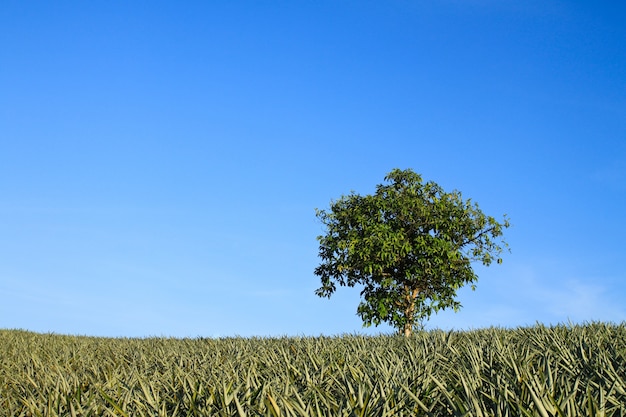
[314,169,510,336]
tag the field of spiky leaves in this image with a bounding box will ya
[1,322,625,416]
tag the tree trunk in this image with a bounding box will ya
[403,322,412,337]
[402,286,420,337]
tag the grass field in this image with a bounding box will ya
[1,322,625,416]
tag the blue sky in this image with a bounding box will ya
[1,1,625,337]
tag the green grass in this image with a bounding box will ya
[1,322,625,416]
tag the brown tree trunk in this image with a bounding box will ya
[402,286,420,337]
[403,322,412,337]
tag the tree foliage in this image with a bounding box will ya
[314,168,510,336]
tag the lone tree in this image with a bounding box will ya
[314,168,510,336]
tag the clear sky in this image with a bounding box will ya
[1,1,625,338]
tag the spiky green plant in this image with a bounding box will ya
[1,323,624,416]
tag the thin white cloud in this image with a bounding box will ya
[492,263,625,324]
[530,277,624,323]
[428,261,625,330]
